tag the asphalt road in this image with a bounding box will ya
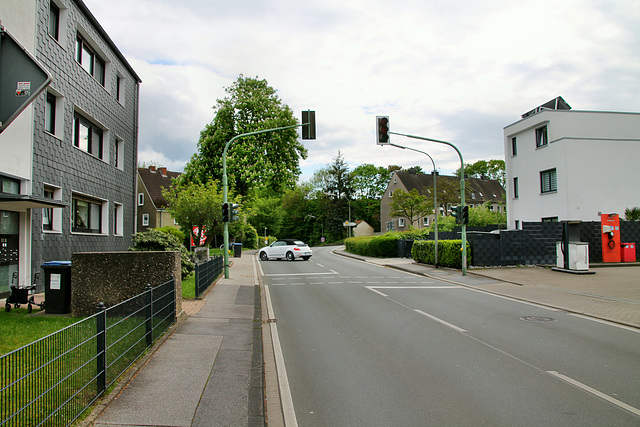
[259,247,640,426]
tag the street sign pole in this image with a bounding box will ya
[390,132,467,275]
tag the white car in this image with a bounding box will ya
[259,239,312,261]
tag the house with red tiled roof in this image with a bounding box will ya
[136,166,182,232]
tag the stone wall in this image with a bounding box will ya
[70,251,181,317]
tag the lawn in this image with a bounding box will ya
[0,308,81,356]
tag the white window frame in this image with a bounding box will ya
[42,184,62,233]
[142,213,149,227]
[71,192,108,235]
[398,218,405,227]
[114,202,123,236]
[138,193,144,206]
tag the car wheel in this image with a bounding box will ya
[260,251,268,261]
[286,251,295,261]
[302,256,311,260]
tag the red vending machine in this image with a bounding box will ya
[601,213,621,263]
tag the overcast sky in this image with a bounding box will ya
[83,0,640,179]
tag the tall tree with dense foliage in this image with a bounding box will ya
[457,159,505,186]
[182,75,308,196]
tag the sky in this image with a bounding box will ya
[83,0,640,180]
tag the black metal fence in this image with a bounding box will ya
[194,256,223,298]
[0,277,176,427]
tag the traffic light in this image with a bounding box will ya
[222,202,229,222]
[461,205,469,225]
[230,203,240,222]
[302,110,316,140]
[451,206,461,224]
[376,116,390,145]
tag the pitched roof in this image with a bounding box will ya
[393,170,505,203]
[138,167,182,208]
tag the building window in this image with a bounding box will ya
[142,213,149,227]
[115,138,124,169]
[73,113,103,159]
[513,177,519,199]
[398,218,405,227]
[1,176,20,194]
[536,126,548,148]
[540,168,557,193]
[42,185,62,232]
[389,190,393,198]
[511,137,517,156]
[76,34,105,85]
[138,193,144,206]
[114,203,123,236]
[45,93,56,134]
[48,1,60,40]
[542,217,559,222]
[72,195,104,233]
[116,75,125,105]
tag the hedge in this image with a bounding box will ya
[344,234,399,258]
[411,239,471,269]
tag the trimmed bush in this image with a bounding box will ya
[411,239,471,269]
[345,234,399,258]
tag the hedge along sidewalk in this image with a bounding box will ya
[411,239,471,269]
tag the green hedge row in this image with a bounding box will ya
[344,235,399,258]
[411,240,471,269]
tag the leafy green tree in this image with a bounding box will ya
[457,159,505,187]
[389,188,433,229]
[162,180,224,247]
[183,75,308,196]
[351,164,389,199]
[247,196,284,237]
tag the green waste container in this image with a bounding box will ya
[233,243,242,258]
[42,261,72,314]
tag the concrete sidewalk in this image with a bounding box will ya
[335,249,640,329]
[87,252,263,427]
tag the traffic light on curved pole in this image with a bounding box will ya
[376,116,390,144]
[222,202,229,222]
[462,205,469,225]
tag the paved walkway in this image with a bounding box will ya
[87,253,264,427]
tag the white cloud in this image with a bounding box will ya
[84,0,640,176]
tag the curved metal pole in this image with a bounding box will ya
[222,123,304,278]
[390,132,466,276]
[389,143,439,266]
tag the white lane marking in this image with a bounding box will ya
[368,287,389,297]
[264,285,298,427]
[264,271,339,276]
[366,286,458,291]
[548,371,640,417]
[414,309,467,333]
[316,263,325,268]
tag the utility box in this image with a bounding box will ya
[621,243,636,262]
[41,261,72,314]
[555,221,590,272]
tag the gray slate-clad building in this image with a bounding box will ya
[0,0,141,296]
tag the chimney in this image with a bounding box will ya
[149,165,156,172]
[158,167,168,177]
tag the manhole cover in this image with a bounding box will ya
[519,316,558,323]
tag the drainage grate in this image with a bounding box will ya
[519,316,558,323]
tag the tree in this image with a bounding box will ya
[389,188,433,229]
[183,75,308,196]
[351,164,389,199]
[457,159,505,186]
[162,180,224,247]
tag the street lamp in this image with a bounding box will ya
[388,132,467,276]
[388,143,439,266]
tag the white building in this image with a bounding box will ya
[503,97,640,229]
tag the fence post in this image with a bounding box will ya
[145,284,153,347]
[96,302,106,397]
[195,262,200,299]
[171,275,176,321]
